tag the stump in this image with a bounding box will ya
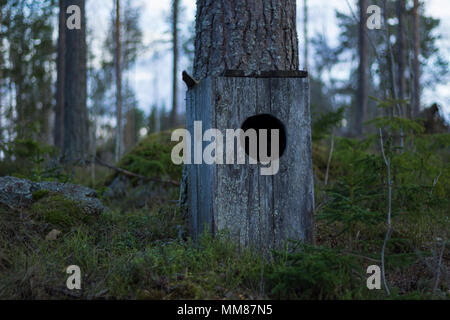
[186,70,314,249]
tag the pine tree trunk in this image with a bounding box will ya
[397,0,407,118]
[357,0,368,136]
[412,0,420,118]
[303,0,308,70]
[182,0,301,204]
[55,0,66,150]
[0,5,2,143]
[183,0,314,246]
[170,0,179,127]
[115,0,123,163]
[63,0,88,162]
[193,0,299,80]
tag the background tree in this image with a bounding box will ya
[321,0,447,135]
[3,0,56,143]
[396,0,407,118]
[63,0,88,162]
[412,0,421,118]
[115,0,123,162]
[169,0,180,127]
[304,0,309,70]
[89,0,143,160]
[55,0,66,150]
[357,0,368,136]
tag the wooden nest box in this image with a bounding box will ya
[185,70,314,250]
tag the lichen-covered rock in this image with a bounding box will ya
[0,176,104,215]
[0,176,35,208]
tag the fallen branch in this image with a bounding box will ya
[94,157,180,187]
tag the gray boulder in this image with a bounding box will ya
[0,176,104,215]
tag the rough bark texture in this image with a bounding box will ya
[193,0,299,80]
[63,0,88,162]
[186,75,314,248]
[357,0,368,136]
[412,0,420,118]
[55,0,66,150]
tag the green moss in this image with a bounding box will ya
[32,189,50,201]
[106,131,182,185]
[30,195,90,230]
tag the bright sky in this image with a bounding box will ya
[87,0,450,120]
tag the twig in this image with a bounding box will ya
[430,170,443,197]
[340,250,381,263]
[433,239,446,294]
[94,157,180,187]
[379,128,392,296]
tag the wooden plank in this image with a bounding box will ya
[271,77,314,244]
[214,77,257,245]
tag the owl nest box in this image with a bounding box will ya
[183,70,314,250]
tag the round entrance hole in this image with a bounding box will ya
[240,114,287,161]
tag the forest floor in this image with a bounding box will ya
[0,130,448,300]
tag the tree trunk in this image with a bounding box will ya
[0,5,2,143]
[115,0,123,163]
[193,0,299,80]
[170,0,179,127]
[185,0,314,247]
[63,0,88,162]
[357,0,368,136]
[397,0,407,118]
[55,0,66,150]
[303,0,308,70]
[412,0,420,118]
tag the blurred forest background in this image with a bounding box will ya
[0,0,448,300]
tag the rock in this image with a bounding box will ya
[45,229,62,241]
[0,176,104,215]
[0,176,35,208]
[103,175,130,199]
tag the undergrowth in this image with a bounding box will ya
[0,106,448,300]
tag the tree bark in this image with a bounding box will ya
[169,0,179,127]
[63,0,88,162]
[303,0,308,70]
[55,0,66,150]
[0,5,2,143]
[115,0,123,163]
[193,0,299,80]
[397,0,407,118]
[357,0,368,136]
[412,0,420,118]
